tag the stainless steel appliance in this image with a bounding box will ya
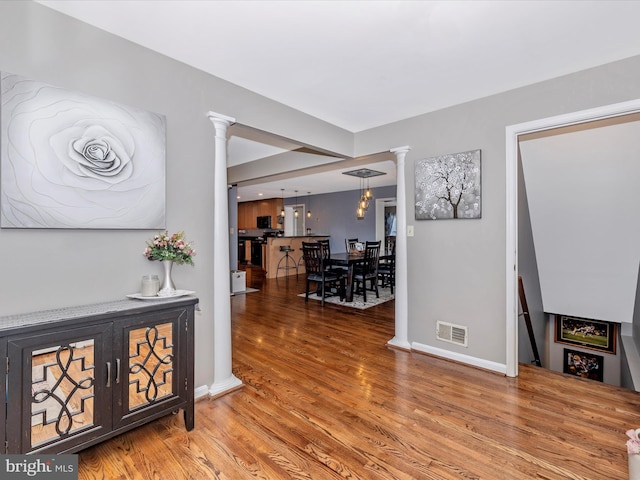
[257,215,271,229]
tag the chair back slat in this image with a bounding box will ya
[317,239,331,261]
[302,242,323,275]
[363,241,381,276]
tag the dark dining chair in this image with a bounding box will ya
[319,239,347,275]
[354,241,381,302]
[317,239,331,263]
[378,240,395,294]
[345,237,359,253]
[302,242,344,305]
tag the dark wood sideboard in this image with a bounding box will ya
[0,296,198,454]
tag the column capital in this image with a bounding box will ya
[390,145,411,155]
[207,111,236,127]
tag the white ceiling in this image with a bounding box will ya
[36,0,640,201]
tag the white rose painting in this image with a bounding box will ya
[1,72,166,229]
[415,149,481,220]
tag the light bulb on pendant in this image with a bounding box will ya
[280,189,285,217]
[294,190,299,218]
[306,191,312,219]
[365,178,373,200]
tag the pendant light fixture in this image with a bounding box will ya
[356,177,365,220]
[342,168,387,220]
[294,190,299,218]
[306,191,312,219]
[360,177,369,212]
[280,189,285,218]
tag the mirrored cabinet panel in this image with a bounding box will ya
[128,323,174,410]
[31,340,96,448]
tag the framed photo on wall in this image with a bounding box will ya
[554,315,616,354]
[563,348,604,382]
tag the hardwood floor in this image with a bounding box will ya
[78,273,640,479]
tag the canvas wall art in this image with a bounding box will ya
[415,149,481,220]
[1,72,166,229]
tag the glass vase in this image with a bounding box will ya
[158,260,177,296]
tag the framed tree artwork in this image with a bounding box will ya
[415,149,481,220]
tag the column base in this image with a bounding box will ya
[208,374,243,399]
[387,336,411,351]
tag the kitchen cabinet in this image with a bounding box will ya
[257,200,268,216]
[0,296,197,454]
[238,202,258,229]
[238,198,283,229]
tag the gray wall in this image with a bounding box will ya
[620,265,640,390]
[517,157,546,367]
[0,1,352,391]
[4,1,640,385]
[285,185,396,253]
[353,54,640,366]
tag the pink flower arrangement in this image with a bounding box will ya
[144,230,196,265]
[627,429,640,454]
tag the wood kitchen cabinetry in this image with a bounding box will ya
[0,297,197,454]
[238,202,257,229]
[238,198,283,229]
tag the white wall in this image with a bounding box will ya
[520,120,640,324]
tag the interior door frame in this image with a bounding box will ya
[505,98,640,377]
[375,197,396,244]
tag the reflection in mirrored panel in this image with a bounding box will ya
[129,323,174,410]
[31,340,95,447]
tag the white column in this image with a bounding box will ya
[387,146,411,350]
[207,111,242,397]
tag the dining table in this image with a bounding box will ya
[327,252,364,302]
[327,251,393,302]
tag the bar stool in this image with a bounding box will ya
[276,245,298,279]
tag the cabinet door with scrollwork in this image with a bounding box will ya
[6,323,113,453]
[112,307,187,429]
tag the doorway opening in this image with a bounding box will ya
[505,98,640,377]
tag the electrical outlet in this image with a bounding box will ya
[407,225,414,237]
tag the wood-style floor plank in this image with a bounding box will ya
[78,272,640,479]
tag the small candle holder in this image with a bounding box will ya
[140,274,160,297]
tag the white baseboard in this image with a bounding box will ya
[194,385,209,400]
[411,341,507,375]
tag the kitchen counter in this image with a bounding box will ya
[264,236,329,278]
[275,235,329,238]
